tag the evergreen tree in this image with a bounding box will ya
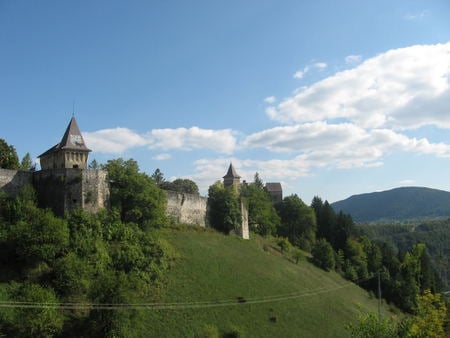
[151,168,165,186]
[19,153,35,171]
[313,199,336,245]
[88,159,100,169]
[253,172,264,190]
[276,194,316,250]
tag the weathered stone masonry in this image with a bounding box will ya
[0,168,109,216]
[165,190,208,227]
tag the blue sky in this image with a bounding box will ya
[1,0,450,203]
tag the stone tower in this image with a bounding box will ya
[223,163,241,190]
[32,117,109,215]
[38,117,91,170]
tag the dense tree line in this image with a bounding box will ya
[359,219,450,290]
[312,196,442,313]
[0,158,173,337]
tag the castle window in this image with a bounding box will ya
[73,165,79,169]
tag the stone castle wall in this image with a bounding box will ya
[82,170,110,213]
[33,169,83,215]
[0,169,34,195]
[0,168,109,216]
[165,190,208,227]
[1,168,249,239]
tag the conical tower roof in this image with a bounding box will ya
[39,117,91,157]
[59,116,91,151]
[223,162,240,179]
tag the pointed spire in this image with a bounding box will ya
[223,162,240,179]
[38,117,91,159]
[59,117,91,152]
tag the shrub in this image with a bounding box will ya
[195,324,220,338]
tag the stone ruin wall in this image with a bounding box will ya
[165,190,208,227]
[240,201,249,239]
[82,169,110,213]
[165,190,249,239]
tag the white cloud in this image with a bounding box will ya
[83,128,148,154]
[270,43,450,130]
[293,62,327,79]
[243,121,450,171]
[84,126,237,155]
[313,62,327,70]
[345,54,362,64]
[147,127,236,154]
[264,96,277,104]
[293,70,306,79]
[152,153,172,161]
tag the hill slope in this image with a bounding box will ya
[141,228,396,337]
[332,187,450,223]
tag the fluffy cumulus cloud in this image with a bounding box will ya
[264,96,277,104]
[345,54,362,64]
[147,127,236,154]
[244,121,450,172]
[84,126,237,155]
[83,128,148,154]
[271,43,450,130]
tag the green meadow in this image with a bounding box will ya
[143,227,398,337]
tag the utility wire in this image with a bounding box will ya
[0,276,375,311]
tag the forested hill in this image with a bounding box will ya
[331,187,450,223]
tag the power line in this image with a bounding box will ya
[0,280,368,311]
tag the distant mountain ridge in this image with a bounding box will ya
[331,187,450,223]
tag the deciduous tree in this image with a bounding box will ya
[0,139,19,169]
[207,181,241,234]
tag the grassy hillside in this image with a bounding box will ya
[141,227,398,337]
[332,187,450,222]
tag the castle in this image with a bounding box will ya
[0,117,109,215]
[1,118,282,239]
